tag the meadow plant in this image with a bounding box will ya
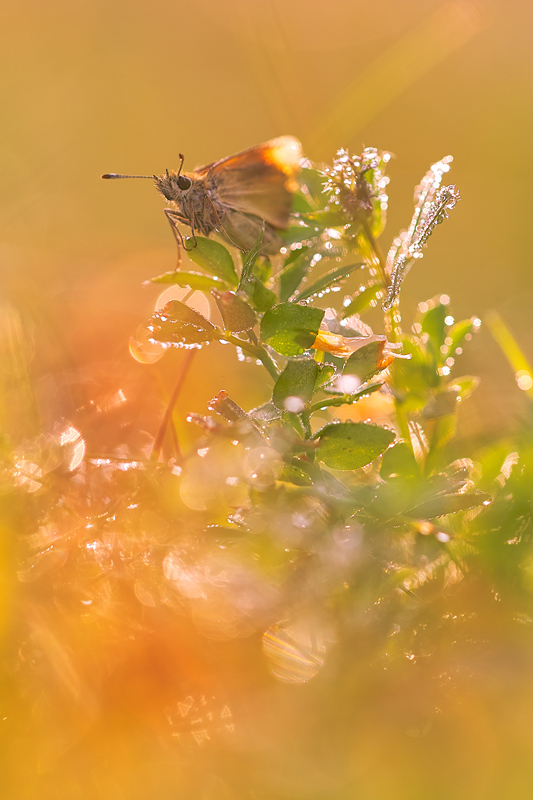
[4,144,533,799]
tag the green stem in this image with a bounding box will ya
[359,218,403,341]
[300,410,312,439]
[361,218,387,287]
[222,331,279,380]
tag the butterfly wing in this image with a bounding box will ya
[204,136,302,230]
[219,210,283,254]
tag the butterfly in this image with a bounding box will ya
[103,136,302,255]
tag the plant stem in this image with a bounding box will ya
[361,218,387,287]
[151,349,196,462]
[300,411,312,439]
[222,331,279,380]
[360,217,402,341]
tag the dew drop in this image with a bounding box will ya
[284,396,305,413]
[516,370,533,391]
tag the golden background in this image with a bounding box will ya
[2,0,532,433]
[1,1,533,797]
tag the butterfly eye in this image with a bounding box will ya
[177,175,192,191]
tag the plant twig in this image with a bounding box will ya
[151,349,197,462]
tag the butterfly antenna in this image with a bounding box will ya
[101,173,154,180]
[177,154,185,178]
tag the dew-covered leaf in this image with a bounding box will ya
[245,276,277,311]
[280,223,317,247]
[279,463,314,486]
[313,382,383,408]
[316,363,336,387]
[447,375,479,400]
[343,339,388,384]
[260,303,324,357]
[273,359,319,410]
[313,421,395,470]
[149,300,218,348]
[340,284,381,318]
[283,245,310,267]
[408,491,490,519]
[299,167,326,206]
[150,271,227,291]
[185,236,238,286]
[248,402,282,424]
[303,209,345,226]
[279,252,311,302]
[238,229,264,291]
[208,390,253,425]
[212,290,257,332]
[448,319,476,353]
[296,262,363,302]
[420,300,448,352]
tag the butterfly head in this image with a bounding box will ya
[154,169,193,203]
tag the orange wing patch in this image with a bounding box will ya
[208,136,302,229]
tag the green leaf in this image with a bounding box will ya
[340,284,381,318]
[447,375,479,400]
[291,193,314,214]
[422,389,459,420]
[260,303,324,357]
[343,339,387,384]
[238,229,264,291]
[420,300,448,355]
[408,491,490,519]
[212,290,257,332]
[248,402,282,424]
[272,359,319,410]
[283,245,310,267]
[296,262,363,302]
[246,276,277,311]
[391,337,440,396]
[447,319,476,353]
[313,421,395,470]
[185,236,238,287]
[149,300,218,348]
[150,271,227,291]
[279,252,311,301]
[309,382,383,413]
[279,224,317,247]
[299,167,326,206]
[279,463,313,486]
[380,442,419,480]
[209,391,249,423]
[316,363,336,387]
[303,209,345,226]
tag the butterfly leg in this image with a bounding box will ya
[164,208,197,270]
